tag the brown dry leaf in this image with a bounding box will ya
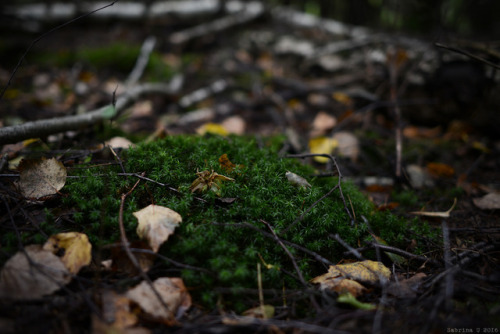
[96,290,138,332]
[313,260,391,285]
[126,277,192,323]
[311,275,367,297]
[111,241,156,274]
[0,245,70,300]
[18,157,67,199]
[473,193,500,210]
[43,232,92,274]
[426,162,455,178]
[189,170,234,196]
[133,205,182,253]
[387,273,426,299]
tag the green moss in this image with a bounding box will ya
[61,134,435,309]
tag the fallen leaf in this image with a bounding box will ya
[126,277,191,323]
[133,205,182,253]
[105,137,136,149]
[0,245,70,300]
[312,275,367,297]
[308,137,338,163]
[311,260,390,289]
[242,305,275,319]
[285,171,311,189]
[310,111,337,137]
[332,92,353,106]
[196,122,229,136]
[426,162,455,178]
[332,131,359,162]
[387,273,426,299]
[98,290,138,331]
[219,154,243,173]
[111,241,156,274]
[473,193,500,210]
[43,232,92,274]
[221,116,246,135]
[18,157,67,199]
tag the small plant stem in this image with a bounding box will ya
[118,172,172,319]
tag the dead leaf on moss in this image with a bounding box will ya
[43,232,92,274]
[126,277,191,323]
[189,170,234,196]
[0,245,70,300]
[473,193,500,210]
[311,260,390,297]
[133,205,182,253]
[18,157,67,199]
[285,171,311,189]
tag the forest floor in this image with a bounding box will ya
[0,4,499,333]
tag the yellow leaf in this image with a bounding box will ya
[332,92,353,106]
[196,122,229,136]
[308,137,338,163]
[43,232,92,274]
[133,205,182,253]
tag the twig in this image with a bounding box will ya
[330,234,365,260]
[125,36,157,87]
[0,78,183,145]
[260,219,307,287]
[387,48,403,181]
[0,1,118,100]
[170,2,264,44]
[118,173,172,317]
[285,153,354,225]
[179,79,229,108]
[211,221,333,266]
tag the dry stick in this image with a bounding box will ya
[0,78,183,145]
[0,1,118,100]
[330,234,365,261]
[435,42,500,70]
[118,174,172,317]
[211,221,333,266]
[388,49,403,181]
[260,219,307,287]
[125,36,157,87]
[285,153,354,225]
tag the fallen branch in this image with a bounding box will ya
[0,77,183,145]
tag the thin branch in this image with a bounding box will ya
[0,1,118,100]
[435,42,500,70]
[260,219,307,287]
[0,78,183,145]
[285,153,354,224]
[118,173,172,317]
[125,36,157,87]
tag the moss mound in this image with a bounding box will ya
[60,135,432,308]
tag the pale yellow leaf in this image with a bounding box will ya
[133,205,182,253]
[126,278,191,323]
[285,171,311,189]
[308,137,338,163]
[473,193,500,210]
[43,232,92,274]
[0,245,70,300]
[196,122,229,136]
[242,305,275,319]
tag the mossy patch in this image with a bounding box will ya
[55,135,434,308]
